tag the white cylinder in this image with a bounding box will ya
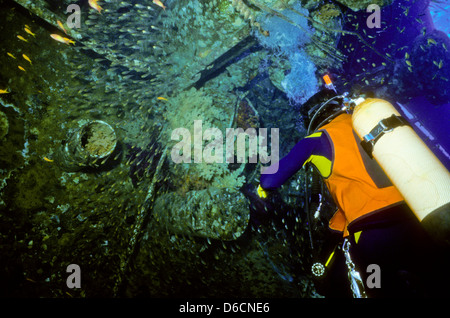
[352,98,450,222]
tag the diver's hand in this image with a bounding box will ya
[257,184,268,199]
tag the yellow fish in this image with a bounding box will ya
[403,7,410,16]
[57,20,68,35]
[153,0,166,10]
[17,35,28,42]
[18,65,26,72]
[43,157,54,162]
[22,54,32,64]
[433,60,443,69]
[88,0,103,13]
[198,49,212,58]
[50,34,75,45]
[25,277,37,283]
[24,27,36,37]
[157,96,168,101]
[0,88,11,94]
[7,52,16,59]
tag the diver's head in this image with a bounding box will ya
[300,88,343,133]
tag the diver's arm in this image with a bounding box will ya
[260,134,326,190]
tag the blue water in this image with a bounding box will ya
[430,1,450,37]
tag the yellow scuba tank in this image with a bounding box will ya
[352,98,450,244]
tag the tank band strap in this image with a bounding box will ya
[361,114,410,158]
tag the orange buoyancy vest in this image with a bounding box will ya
[318,113,405,236]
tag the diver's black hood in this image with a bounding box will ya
[300,87,340,132]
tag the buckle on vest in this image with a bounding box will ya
[361,115,409,158]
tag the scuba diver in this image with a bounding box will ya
[257,75,448,298]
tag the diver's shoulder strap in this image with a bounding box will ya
[360,114,410,158]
